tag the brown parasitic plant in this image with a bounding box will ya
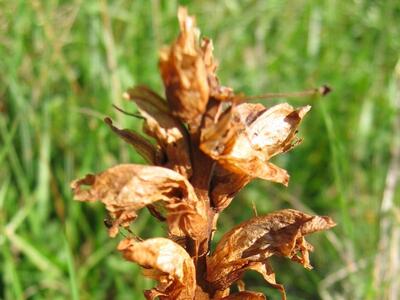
[71,7,335,300]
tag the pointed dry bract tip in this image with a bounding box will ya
[281,173,290,187]
[178,7,189,23]
[177,7,200,52]
[301,215,336,235]
[298,105,311,118]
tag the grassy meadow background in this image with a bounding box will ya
[1,0,400,299]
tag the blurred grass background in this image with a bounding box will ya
[1,0,399,299]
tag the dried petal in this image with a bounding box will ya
[124,86,192,178]
[210,164,251,212]
[104,117,163,164]
[159,7,209,128]
[166,197,209,241]
[201,38,234,101]
[201,103,310,186]
[207,209,335,295]
[219,291,266,300]
[245,103,310,159]
[70,164,207,239]
[200,105,238,158]
[246,262,285,299]
[118,238,196,300]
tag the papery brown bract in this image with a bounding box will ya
[200,103,311,186]
[118,238,196,300]
[124,86,192,178]
[200,38,234,101]
[70,164,207,240]
[159,7,209,128]
[104,117,163,164]
[206,209,336,299]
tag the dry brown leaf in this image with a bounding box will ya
[201,103,310,186]
[70,164,207,239]
[206,209,335,297]
[104,117,163,164]
[118,238,196,300]
[124,85,192,178]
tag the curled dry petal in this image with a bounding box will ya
[70,164,207,239]
[118,238,196,300]
[201,38,234,101]
[200,105,238,159]
[246,262,285,299]
[159,7,209,128]
[206,209,335,297]
[210,164,251,212]
[124,86,192,178]
[219,291,266,300]
[201,103,311,186]
[166,198,209,241]
[104,117,163,164]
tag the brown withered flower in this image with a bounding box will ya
[71,7,334,300]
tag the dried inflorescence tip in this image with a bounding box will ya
[71,7,335,300]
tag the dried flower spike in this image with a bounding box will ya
[71,6,335,300]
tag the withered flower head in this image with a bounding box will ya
[201,102,311,187]
[71,7,334,300]
[71,164,207,240]
[206,209,336,299]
